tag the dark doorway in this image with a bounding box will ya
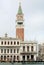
[31,55,34,60]
[13,56,16,62]
[23,56,25,61]
[27,56,29,61]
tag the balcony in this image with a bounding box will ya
[0,45,20,47]
[20,51,37,55]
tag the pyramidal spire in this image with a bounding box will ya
[18,2,23,15]
[16,2,24,21]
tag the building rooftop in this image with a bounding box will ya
[0,34,20,40]
[21,41,37,44]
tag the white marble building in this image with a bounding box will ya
[0,34,38,61]
[20,41,38,61]
[0,34,21,61]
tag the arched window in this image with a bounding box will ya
[13,56,16,61]
[17,56,19,60]
[23,46,25,51]
[17,49,19,53]
[14,41,16,45]
[11,55,12,59]
[27,56,29,60]
[1,49,3,53]
[7,55,9,61]
[7,49,9,53]
[1,41,3,45]
[27,46,29,52]
[17,41,19,45]
[1,55,3,60]
[4,49,6,53]
[4,56,6,60]
[31,46,33,51]
[8,41,9,45]
[7,55,9,58]
[5,41,6,45]
[11,41,12,45]
[10,49,12,53]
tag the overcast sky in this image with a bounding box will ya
[0,0,44,43]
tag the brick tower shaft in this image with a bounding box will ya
[16,2,24,41]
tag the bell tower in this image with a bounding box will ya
[16,2,24,41]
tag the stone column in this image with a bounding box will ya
[16,55,17,61]
[34,55,36,61]
[9,55,10,61]
[25,45,27,52]
[9,49,10,53]
[30,55,31,60]
[20,55,22,61]
[6,49,7,53]
[25,55,27,61]
[6,55,7,61]
[3,55,4,60]
[0,55,1,60]
[30,46,31,52]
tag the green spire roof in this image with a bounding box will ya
[18,2,23,15]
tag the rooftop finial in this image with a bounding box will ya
[5,33,8,37]
[19,2,21,6]
[19,2,21,8]
[18,0,22,3]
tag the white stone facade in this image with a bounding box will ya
[20,41,38,61]
[0,35,21,61]
[0,35,38,61]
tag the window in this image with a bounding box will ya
[17,49,19,53]
[1,56,3,60]
[14,41,16,45]
[27,56,29,60]
[5,41,6,45]
[7,49,9,53]
[17,56,19,60]
[10,55,12,59]
[7,55,9,58]
[13,56,16,61]
[23,46,25,52]
[10,49,12,53]
[17,41,19,45]
[11,41,12,45]
[23,56,25,61]
[1,49,3,53]
[4,56,6,60]
[4,49,6,53]
[14,49,15,53]
[27,46,29,52]
[8,41,9,45]
[31,55,34,60]
[31,46,33,51]
[1,41,3,45]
